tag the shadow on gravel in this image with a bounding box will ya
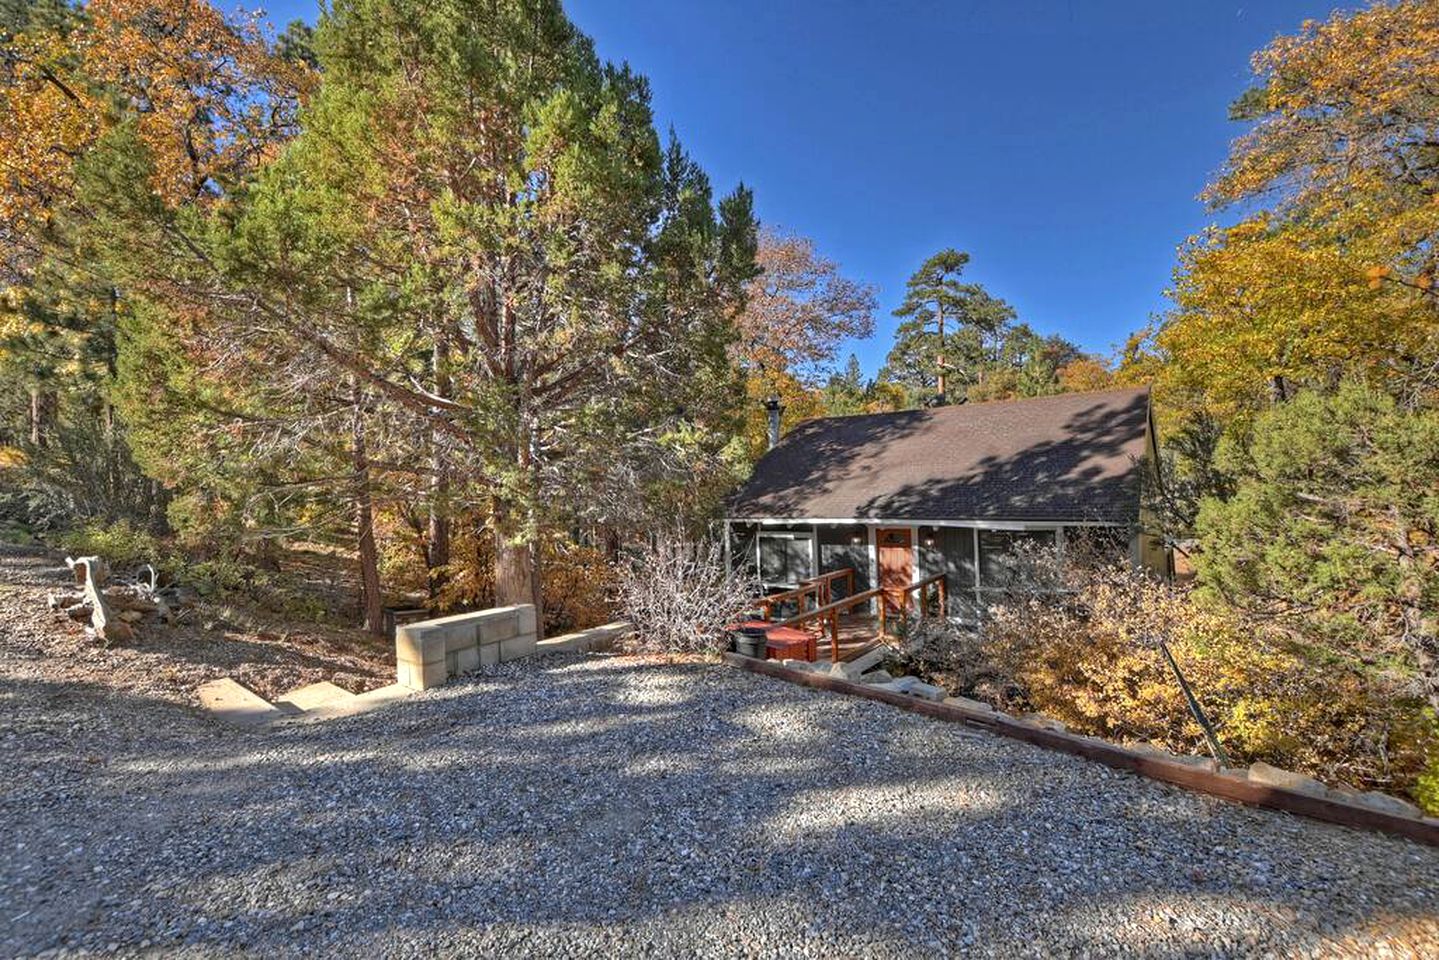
[3,657,1436,956]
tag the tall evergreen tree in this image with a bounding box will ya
[173,0,757,618]
[887,249,1016,403]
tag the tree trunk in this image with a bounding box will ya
[426,336,451,601]
[351,383,385,636]
[601,524,621,564]
[1392,506,1438,714]
[492,497,542,637]
[29,387,55,448]
[427,475,451,600]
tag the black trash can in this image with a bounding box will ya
[730,625,769,659]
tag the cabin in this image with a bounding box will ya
[724,387,1168,641]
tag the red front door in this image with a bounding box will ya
[876,527,913,615]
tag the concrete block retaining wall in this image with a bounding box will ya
[396,605,538,690]
[535,621,634,655]
[395,606,634,690]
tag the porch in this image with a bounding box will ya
[739,567,946,665]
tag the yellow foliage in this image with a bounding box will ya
[1056,357,1114,393]
[1129,217,1432,423]
[0,0,311,240]
[1133,1,1439,423]
[933,554,1439,812]
[742,369,825,461]
[387,513,615,635]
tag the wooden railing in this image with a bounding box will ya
[898,573,947,620]
[803,568,856,606]
[777,587,887,662]
[755,567,858,621]
[754,581,822,621]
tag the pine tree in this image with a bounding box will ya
[888,249,1016,402]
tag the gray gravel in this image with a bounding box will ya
[3,649,1437,958]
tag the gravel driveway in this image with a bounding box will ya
[3,649,1437,957]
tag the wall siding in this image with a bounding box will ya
[816,524,871,596]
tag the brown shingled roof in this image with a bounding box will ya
[726,387,1152,524]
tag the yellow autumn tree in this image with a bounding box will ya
[0,0,310,249]
[1127,0,1439,421]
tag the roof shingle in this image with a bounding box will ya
[726,387,1151,524]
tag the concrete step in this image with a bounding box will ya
[274,681,354,713]
[197,678,288,727]
[284,683,411,723]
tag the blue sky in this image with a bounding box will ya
[264,0,1337,376]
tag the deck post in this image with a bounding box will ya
[829,610,839,661]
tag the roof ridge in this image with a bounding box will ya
[800,384,1151,426]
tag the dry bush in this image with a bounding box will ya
[616,534,759,655]
[539,541,615,634]
[393,520,614,633]
[914,541,1439,811]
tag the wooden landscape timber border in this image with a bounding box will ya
[722,652,1439,848]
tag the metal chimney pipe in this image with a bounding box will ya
[763,395,784,450]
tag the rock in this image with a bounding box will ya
[858,669,893,685]
[1332,788,1422,819]
[830,645,886,679]
[907,681,946,701]
[1246,761,1329,798]
[117,609,144,623]
[943,696,994,714]
[1020,713,1067,732]
[1122,741,1170,757]
[890,676,945,700]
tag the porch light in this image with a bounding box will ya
[849,531,864,545]
[922,529,936,548]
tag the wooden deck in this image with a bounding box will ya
[748,567,947,665]
[808,611,882,663]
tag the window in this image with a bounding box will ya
[1063,525,1131,564]
[978,530,1057,589]
[757,532,814,586]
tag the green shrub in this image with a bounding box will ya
[59,519,162,572]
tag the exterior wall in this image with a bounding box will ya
[815,523,871,596]
[729,518,1144,623]
[918,525,981,621]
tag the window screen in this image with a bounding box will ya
[757,534,813,585]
